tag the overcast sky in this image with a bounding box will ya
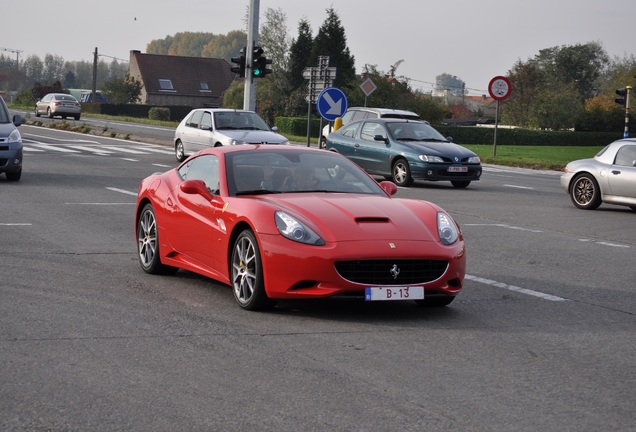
[2,0,634,95]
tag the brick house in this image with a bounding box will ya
[127,50,237,108]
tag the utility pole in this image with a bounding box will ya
[243,0,259,111]
[92,47,98,103]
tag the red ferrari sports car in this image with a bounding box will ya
[135,145,466,310]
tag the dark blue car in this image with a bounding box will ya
[326,118,482,188]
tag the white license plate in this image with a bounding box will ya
[448,166,468,172]
[365,286,424,301]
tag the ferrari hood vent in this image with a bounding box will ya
[355,217,390,224]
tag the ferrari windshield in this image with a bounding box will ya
[228,148,387,196]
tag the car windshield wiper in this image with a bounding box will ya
[235,189,282,196]
[422,138,450,142]
[284,189,332,193]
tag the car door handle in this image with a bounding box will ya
[611,170,621,175]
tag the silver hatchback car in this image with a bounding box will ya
[35,93,82,120]
[0,97,23,181]
[173,109,289,162]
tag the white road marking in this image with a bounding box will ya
[67,145,113,155]
[503,184,534,190]
[0,223,33,226]
[466,274,567,301]
[131,146,174,155]
[579,239,630,248]
[100,146,147,154]
[106,187,138,196]
[28,143,80,153]
[463,223,543,233]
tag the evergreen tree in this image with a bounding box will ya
[309,7,356,90]
[288,19,313,91]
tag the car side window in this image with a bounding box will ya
[200,112,212,130]
[339,123,357,138]
[360,122,386,143]
[186,111,203,128]
[178,155,220,193]
[341,111,356,123]
[614,145,636,167]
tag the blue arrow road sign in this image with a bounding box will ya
[316,87,348,122]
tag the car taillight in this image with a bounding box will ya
[54,102,61,106]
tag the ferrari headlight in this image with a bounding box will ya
[419,155,444,163]
[275,211,325,245]
[437,211,459,245]
[467,156,480,163]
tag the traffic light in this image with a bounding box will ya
[615,88,627,106]
[252,46,272,78]
[230,47,246,77]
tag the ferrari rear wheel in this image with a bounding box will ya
[392,158,413,187]
[415,295,455,307]
[137,203,178,275]
[231,230,274,311]
[570,173,601,210]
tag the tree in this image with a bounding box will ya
[288,19,313,91]
[309,7,356,89]
[23,55,44,84]
[259,7,290,74]
[102,73,143,104]
[502,60,545,127]
[201,30,247,63]
[256,7,293,122]
[62,70,77,89]
[42,54,65,85]
[531,81,584,130]
[534,42,609,101]
[502,42,609,129]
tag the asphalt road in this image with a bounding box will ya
[1,125,635,432]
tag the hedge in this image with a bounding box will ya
[81,103,192,122]
[273,116,623,146]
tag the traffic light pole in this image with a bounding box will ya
[243,0,259,111]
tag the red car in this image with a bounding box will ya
[135,145,466,310]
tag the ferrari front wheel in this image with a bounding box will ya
[231,230,274,311]
[137,203,178,275]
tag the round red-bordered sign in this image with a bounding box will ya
[488,76,512,101]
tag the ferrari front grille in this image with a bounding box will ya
[335,259,448,285]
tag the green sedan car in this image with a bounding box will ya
[325,118,482,188]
